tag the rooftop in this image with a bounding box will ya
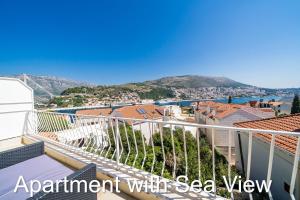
[235,114,300,154]
[239,107,275,119]
[196,101,275,120]
[76,108,112,116]
[111,104,164,121]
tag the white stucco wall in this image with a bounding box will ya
[0,78,34,140]
[133,121,160,143]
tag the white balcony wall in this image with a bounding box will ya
[0,78,34,140]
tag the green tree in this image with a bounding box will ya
[291,94,300,114]
[228,96,232,104]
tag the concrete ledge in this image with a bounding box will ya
[0,136,23,152]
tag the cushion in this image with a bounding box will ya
[0,155,73,200]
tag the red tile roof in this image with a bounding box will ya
[240,107,275,118]
[234,114,300,154]
[76,108,112,116]
[260,108,274,112]
[196,101,247,119]
[215,108,238,119]
[112,104,164,122]
[197,101,245,110]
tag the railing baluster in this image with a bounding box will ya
[150,122,156,174]
[68,115,77,149]
[266,134,275,200]
[160,123,165,177]
[212,128,216,195]
[132,120,138,167]
[89,117,100,159]
[49,113,59,142]
[290,136,300,200]
[99,119,106,158]
[197,128,201,181]
[118,120,124,162]
[228,129,233,199]
[38,112,46,134]
[124,120,131,164]
[85,117,95,156]
[140,123,147,169]
[170,124,176,180]
[61,114,73,150]
[97,118,106,157]
[47,113,57,141]
[75,116,85,153]
[81,118,90,149]
[109,119,116,160]
[182,125,188,180]
[247,131,253,200]
[91,118,102,159]
[105,118,112,159]
[115,119,120,167]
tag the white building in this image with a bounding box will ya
[195,102,275,147]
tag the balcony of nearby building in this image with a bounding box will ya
[0,77,299,200]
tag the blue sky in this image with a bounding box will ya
[0,0,299,88]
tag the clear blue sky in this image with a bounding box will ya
[0,0,299,88]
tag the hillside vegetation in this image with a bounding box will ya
[144,75,249,88]
[61,84,175,100]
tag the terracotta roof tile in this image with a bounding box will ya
[260,108,274,112]
[215,108,238,119]
[76,108,112,116]
[112,104,163,123]
[196,101,248,119]
[234,114,300,154]
[240,107,275,118]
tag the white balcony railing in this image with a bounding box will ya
[7,111,300,199]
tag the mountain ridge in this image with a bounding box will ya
[142,75,250,88]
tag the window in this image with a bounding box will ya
[284,182,290,193]
[137,108,146,114]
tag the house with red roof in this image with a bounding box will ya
[195,101,275,163]
[234,114,300,200]
[111,104,164,142]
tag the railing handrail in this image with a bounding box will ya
[38,111,300,136]
[27,110,300,199]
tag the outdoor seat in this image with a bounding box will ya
[0,142,97,200]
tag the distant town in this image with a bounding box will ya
[46,86,292,109]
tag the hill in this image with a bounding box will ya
[14,75,93,96]
[143,75,249,88]
[11,74,93,102]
